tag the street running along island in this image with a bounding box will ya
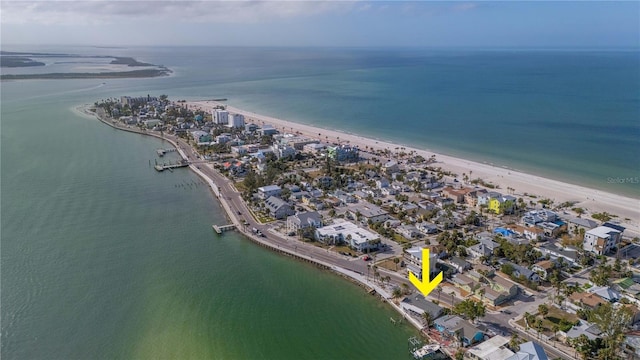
[79,95,640,360]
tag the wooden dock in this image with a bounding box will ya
[156,148,177,157]
[154,163,189,172]
[212,224,236,234]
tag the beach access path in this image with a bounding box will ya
[189,100,640,237]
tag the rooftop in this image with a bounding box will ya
[586,225,621,238]
[466,335,514,360]
[316,221,378,245]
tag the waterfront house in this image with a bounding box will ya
[327,144,358,162]
[264,196,294,220]
[286,211,323,234]
[522,210,558,227]
[434,315,484,347]
[478,191,502,207]
[302,142,326,154]
[488,195,517,215]
[401,294,444,322]
[259,124,278,136]
[583,224,624,255]
[568,217,599,234]
[464,188,488,207]
[257,185,282,200]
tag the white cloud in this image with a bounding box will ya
[451,3,477,12]
[0,0,357,25]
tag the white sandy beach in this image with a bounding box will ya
[187,100,640,237]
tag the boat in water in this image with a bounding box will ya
[411,344,441,360]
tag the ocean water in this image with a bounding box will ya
[2,45,639,359]
[9,45,634,197]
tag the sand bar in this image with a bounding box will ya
[187,100,639,237]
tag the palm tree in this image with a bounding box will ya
[509,333,521,350]
[392,287,402,301]
[552,324,560,344]
[421,311,434,329]
[535,318,543,339]
[436,287,442,303]
[401,283,409,295]
[523,312,532,330]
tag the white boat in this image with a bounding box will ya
[411,344,441,360]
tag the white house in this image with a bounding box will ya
[257,185,282,200]
[287,211,323,233]
[404,246,438,280]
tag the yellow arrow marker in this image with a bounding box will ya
[408,248,443,297]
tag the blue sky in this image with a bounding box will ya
[1,1,638,48]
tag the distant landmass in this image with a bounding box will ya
[0,51,171,79]
[0,56,45,68]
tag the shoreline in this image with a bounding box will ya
[189,100,640,237]
[75,104,427,336]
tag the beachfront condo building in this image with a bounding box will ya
[227,114,245,128]
[583,224,624,255]
[212,109,229,125]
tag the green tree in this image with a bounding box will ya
[392,287,402,300]
[538,304,549,318]
[588,302,632,358]
[453,299,486,323]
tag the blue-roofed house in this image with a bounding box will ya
[433,315,484,347]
